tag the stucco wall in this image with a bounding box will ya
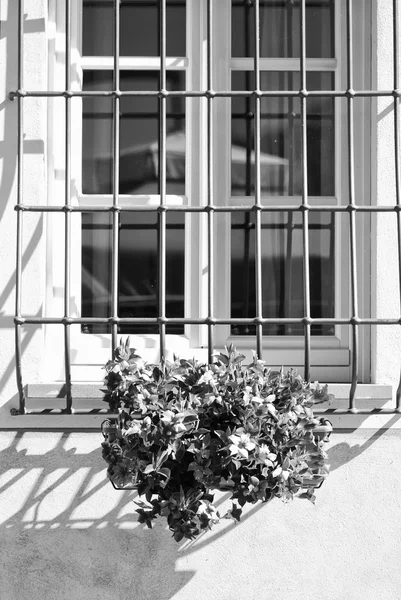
[373,0,401,387]
[0,429,400,600]
[0,0,48,410]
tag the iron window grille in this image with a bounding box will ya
[8,0,401,417]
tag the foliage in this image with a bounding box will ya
[101,338,332,542]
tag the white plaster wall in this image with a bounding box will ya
[0,430,400,600]
[373,0,401,388]
[0,0,48,409]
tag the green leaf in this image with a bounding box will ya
[230,503,242,521]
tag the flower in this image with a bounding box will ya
[228,430,256,459]
[197,500,220,526]
[160,410,188,437]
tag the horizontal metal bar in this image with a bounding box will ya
[10,408,401,418]
[15,204,401,213]
[9,89,401,99]
[13,317,401,326]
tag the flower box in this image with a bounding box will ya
[101,339,332,542]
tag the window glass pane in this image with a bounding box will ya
[231,71,334,196]
[82,212,185,334]
[82,70,186,194]
[231,211,335,336]
[232,0,334,58]
[83,0,186,57]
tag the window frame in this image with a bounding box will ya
[43,0,373,383]
[212,0,372,383]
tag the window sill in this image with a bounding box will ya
[0,384,399,431]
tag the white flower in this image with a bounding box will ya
[228,432,256,459]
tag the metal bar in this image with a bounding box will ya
[158,0,167,360]
[300,0,311,380]
[254,0,263,357]
[284,3,295,334]
[207,0,214,363]
[242,212,252,334]
[242,4,252,336]
[347,0,359,410]
[12,408,400,418]
[14,0,26,414]
[15,204,401,213]
[15,316,401,326]
[111,0,121,352]
[394,0,401,411]
[63,0,73,413]
[9,89,401,99]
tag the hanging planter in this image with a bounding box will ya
[101,338,332,542]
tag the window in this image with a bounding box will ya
[16,0,401,420]
[39,0,373,385]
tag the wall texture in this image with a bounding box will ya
[0,430,400,600]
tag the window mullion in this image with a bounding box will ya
[81,57,188,70]
[230,57,338,71]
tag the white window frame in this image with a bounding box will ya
[44,0,373,383]
[213,0,372,383]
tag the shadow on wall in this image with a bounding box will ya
[325,416,401,471]
[0,432,265,600]
[0,7,48,402]
[0,428,396,600]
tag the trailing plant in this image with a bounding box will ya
[101,338,332,542]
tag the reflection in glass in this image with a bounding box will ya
[83,0,186,57]
[81,212,185,334]
[82,70,186,194]
[232,0,334,58]
[231,211,335,336]
[231,71,334,196]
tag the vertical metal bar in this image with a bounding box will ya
[242,211,251,334]
[254,0,263,358]
[111,0,121,353]
[283,211,293,334]
[207,0,214,363]
[158,0,167,360]
[64,0,73,413]
[300,0,311,380]
[15,0,26,414]
[284,3,294,334]
[347,0,358,409]
[243,3,252,336]
[393,0,401,410]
